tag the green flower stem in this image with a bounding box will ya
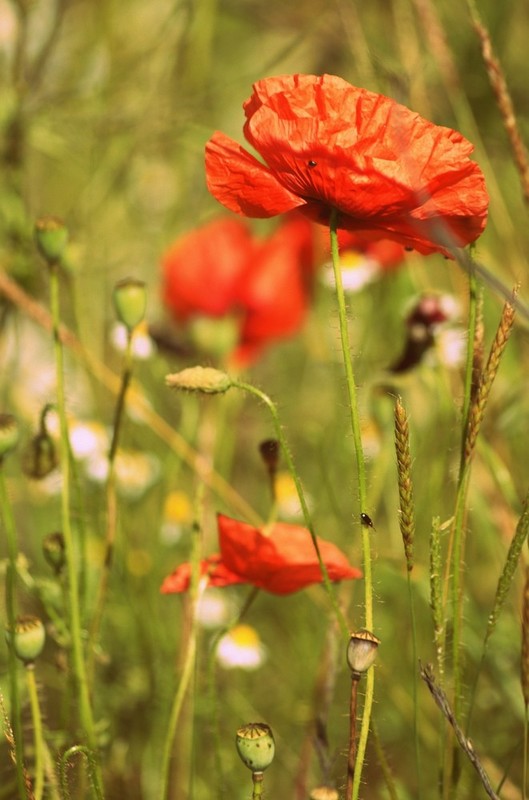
[251,772,265,799]
[328,207,373,800]
[451,267,478,719]
[59,746,104,800]
[160,486,205,800]
[0,467,27,799]
[25,666,44,800]
[48,264,99,760]
[233,380,348,640]
[524,705,528,800]
[407,572,422,798]
[88,329,134,683]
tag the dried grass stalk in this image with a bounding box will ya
[394,397,415,573]
[467,0,529,206]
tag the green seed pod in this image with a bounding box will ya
[43,531,66,573]
[166,366,233,395]
[22,430,57,479]
[34,216,68,264]
[0,414,20,460]
[235,722,275,773]
[113,277,147,331]
[346,629,380,678]
[6,616,46,664]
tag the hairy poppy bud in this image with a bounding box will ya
[166,366,233,394]
[34,216,68,264]
[0,414,19,460]
[43,531,66,574]
[6,616,46,665]
[346,629,380,678]
[235,722,275,773]
[22,429,57,479]
[113,278,147,331]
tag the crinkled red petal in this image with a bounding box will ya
[217,513,362,595]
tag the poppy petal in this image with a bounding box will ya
[161,554,246,593]
[205,131,305,217]
[218,514,361,595]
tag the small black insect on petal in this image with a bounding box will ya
[307,160,317,168]
[360,512,375,529]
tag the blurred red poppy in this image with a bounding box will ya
[161,213,315,364]
[161,513,361,595]
[205,74,488,257]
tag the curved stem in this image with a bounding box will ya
[234,380,348,640]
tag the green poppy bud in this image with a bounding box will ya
[235,722,275,773]
[6,616,46,665]
[0,414,20,460]
[43,531,66,573]
[22,430,57,480]
[34,216,68,264]
[346,629,380,678]
[166,366,233,395]
[113,278,147,331]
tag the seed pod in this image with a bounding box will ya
[346,629,380,678]
[34,216,68,264]
[113,278,147,331]
[6,616,46,665]
[235,722,275,773]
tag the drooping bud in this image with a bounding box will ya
[259,439,280,474]
[34,216,68,264]
[113,278,147,331]
[6,616,46,665]
[22,429,57,479]
[0,414,20,460]
[235,722,275,773]
[346,629,380,679]
[166,367,233,395]
[43,532,66,574]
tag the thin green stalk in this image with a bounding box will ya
[0,467,27,799]
[160,486,205,800]
[522,704,529,800]
[450,267,478,719]
[48,264,99,761]
[59,746,104,800]
[407,573,421,798]
[328,208,373,800]
[233,380,348,640]
[25,666,44,800]
[251,772,265,799]
[88,330,134,682]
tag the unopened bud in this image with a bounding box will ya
[235,722,275,773]
[34,216,68,264]
[346,629,380,678]
[43,532,66,573]
[166,367,233,395]
[113,278,147,331]
[22,430,57,480]
[6,616,46,665]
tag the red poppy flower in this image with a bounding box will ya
[161,213,315,364]
[205,74,488,257]
[161,513,362,595]
[337,231,407,272]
